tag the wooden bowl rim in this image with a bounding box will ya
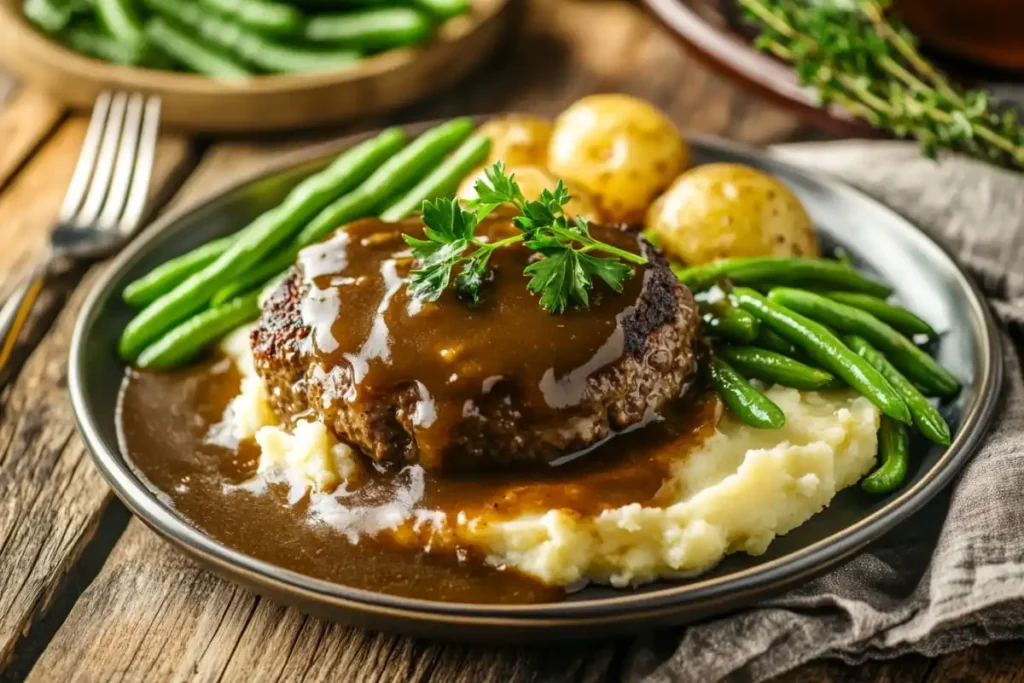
[0,0,508,96]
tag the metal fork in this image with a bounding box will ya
[0,91,161,380]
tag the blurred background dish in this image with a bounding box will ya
[0,0,518,132]
[641,0,1024,138]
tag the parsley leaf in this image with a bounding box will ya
[578,252,631,293]
[403,161,648,312]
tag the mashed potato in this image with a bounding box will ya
[222,327,359,499]
[220,328,880,588]
[461,387,878,586]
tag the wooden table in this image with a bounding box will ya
[0,1,1020,680]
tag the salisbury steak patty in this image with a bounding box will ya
[250,218,700,472]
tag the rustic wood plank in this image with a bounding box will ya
[926,642,1024,683]
[777,654,932,683]
[0,117,192,669]
[29,522,620,683]
[23,1,810,680]
[0,72,17,110]
[0,87,64,193]
[0,116,188,293]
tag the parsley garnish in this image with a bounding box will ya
[403,162,648,313]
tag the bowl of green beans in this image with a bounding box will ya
[0,0,516,131]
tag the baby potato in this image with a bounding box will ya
[478,115,553,167]
[457,165,601,221]
[646,163,818,265]
[548,94,688,225]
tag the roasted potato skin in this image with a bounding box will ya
[478,115,554,168]
[547,94,688,225]
[457,165,601,221]
[646,163,819,265]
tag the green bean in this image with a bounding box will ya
[198,0,303,36]
[303,118,474,243]
[209,188,372,304]
[414,0,469,20]
[709,356,786,429]
[674,257,892,297]
[732,287,911,424]
[119,127,407,361]
[123,237,235,308]
[700,304,759,343]
[379,134,490,221]
[767,288,960,397]
[833,247,854,268]
[755,326,798,356]
[210,118,475,304]
[136,292,260,369]
[63,24,147,65]
[96,0,145,47]
[288,0,395,7]
[305,7,433,51]
[845,335,951,446]
[24,0,72,34]
[123,128,405,310]
[719,346,836,391]
[822,291,937,340]
[145,18,252,78]
[862,416,910,494]
[144,0,361,74]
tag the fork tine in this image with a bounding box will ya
[58,91,112,224]
[96,93,144,232]
[75,92,129,227]
[117,96,162,235]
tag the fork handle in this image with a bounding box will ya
[0,262,51,377]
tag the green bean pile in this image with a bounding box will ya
[676,256,959,495]
[120,117,489,367]
[23,0,469,76]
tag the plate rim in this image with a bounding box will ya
[69,125,1004,627]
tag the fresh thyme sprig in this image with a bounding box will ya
[740,0,1024,170]
[403,162,648,313]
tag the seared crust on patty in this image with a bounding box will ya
[250,236,700,471]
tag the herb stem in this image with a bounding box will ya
[405,162,645,311]
[587,241,648,264]
[739,0,1024,170]
[548,226,646,263]
[859,0,962,104]
[476,234,525,251]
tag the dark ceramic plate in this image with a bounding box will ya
[69,123,1002,641]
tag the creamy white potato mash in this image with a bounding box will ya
[221,328,880,588]
[462,387,879,586]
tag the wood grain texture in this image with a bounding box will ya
[17,1,810,680]
[0,0,515,132]
[927,642,1024,683]
[0,86,63,193]
[1,0,1019,674]
[2,0,1015,671]
[29,522,620,683]
[775,655,932,683]
[0,116,192,669]
[0,117,190,293]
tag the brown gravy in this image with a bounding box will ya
[118,357,717,604]
[296,216,655,469]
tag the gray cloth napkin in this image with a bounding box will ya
[626,141,1024,683]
